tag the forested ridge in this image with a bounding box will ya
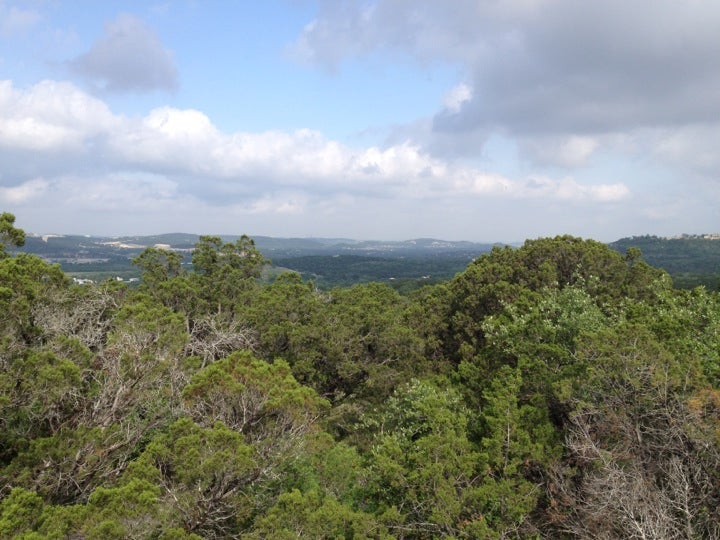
[2,211,720,539]
[609,235,720,290]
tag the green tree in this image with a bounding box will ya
[125,418,257,538]
[191,235,268,316]
[363,379,485,537]
[182,351,329,462]
[243,272,329,387]
[0,253,68,354]
[625,284,720,384]
[0,487,45,538]
[90,293,190,427]
[248,488,385,539]
[0,211,25,258]
[1,294,192,504]
[445,236,665,364]
[0,349,85,462]
[132,246,184,288]
[471,366,557,536]
[547,324,720,538]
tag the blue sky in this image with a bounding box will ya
[1,0,719,242]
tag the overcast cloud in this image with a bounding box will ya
[298,0,720,174]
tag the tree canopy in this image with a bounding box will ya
[1,217,719,539]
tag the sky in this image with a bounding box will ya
[1,0,719,242]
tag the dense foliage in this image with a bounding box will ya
[272,255,474,290]
[2,213,720,538]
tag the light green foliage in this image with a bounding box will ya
[626,284,720,384]
[0,253,68,354]
[473,285,610,411]
[108,292,188,361]
[191,235,268,316]
[0,480,198,539]
[248,488,385,539]
[182,351,329,461]
[125,418,256,538]
[453,285,602,481]
[472,367,555,535]
[483,286,607,359]
[0,486,91,539]
[80,478,162,539]
[481,366,557,476]
[0,350,84,461]
[287,433,365,503]
[460,286,607,393]
[132,247,184,288]
[364,380,486,537]
[244,430,374,537]
[446,236,665,363]
[0,487,44,538]
[2,214,720,538]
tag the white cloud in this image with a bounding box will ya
[550,177,630,202]
[650,125,720,179]
[110,107,221,173]
[68,14,178,93]
[449,172,628,202]
[0,78,636,242]
[0,3,39,37]
[248,194,306,215]
[61,173,178,210]
[520,135,599,168]
[443,83,472,113]
[0,80,630,208]
[0,178,48,203]
[0,79,117,151]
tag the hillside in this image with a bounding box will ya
[610,234,720,289]
[14,232,720,290]
[16,233,499,287]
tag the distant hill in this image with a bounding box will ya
[20,233,498,259]
[16,232,720,290]
[609,234,720,289]
[15,233,500,289]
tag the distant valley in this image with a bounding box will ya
[15,233,501,290]
[14,232,720,290]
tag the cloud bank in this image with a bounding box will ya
[0,79,628,215]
